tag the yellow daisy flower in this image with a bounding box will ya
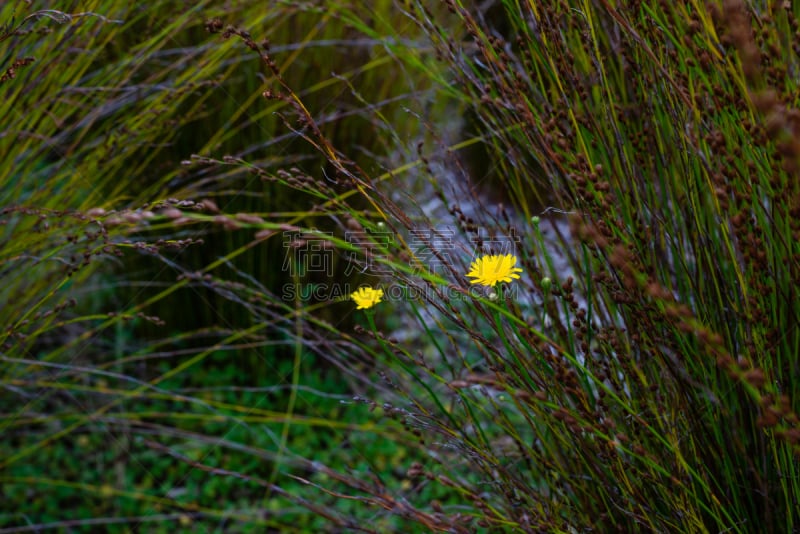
[351,286,384,310]
[466,254,523,287]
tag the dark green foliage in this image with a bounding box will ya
[3,0,800,532]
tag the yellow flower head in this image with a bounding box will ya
[351,286,384,310]
[466,254,523,287]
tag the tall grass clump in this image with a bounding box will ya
[346,0,799,530]
[4,0,800,532]
[192,0,800,531]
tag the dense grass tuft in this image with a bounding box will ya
[3,1,800,532]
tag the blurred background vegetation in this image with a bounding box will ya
[1,1,467,531]
[3,0,800,532]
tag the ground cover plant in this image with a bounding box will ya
[2,0,800,532]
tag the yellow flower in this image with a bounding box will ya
[466,254,523,287]
[351,286,384,309]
